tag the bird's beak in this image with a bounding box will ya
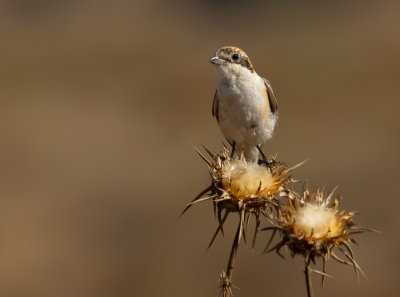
[210,56,225,65]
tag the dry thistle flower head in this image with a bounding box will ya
[209,147,302,207]
[293,200,341,240]
[264,187,374,286]
[220,158,281,200]
[181,146,303,250]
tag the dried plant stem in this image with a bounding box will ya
[222,213,243,297]
[227,224,240,281]
[304,258,314,297]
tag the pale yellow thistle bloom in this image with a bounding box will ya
[293,203,340,240]
[220,159,275,200]
[181,146,302,243]
[263,188,375,297]
[266,188,362,258]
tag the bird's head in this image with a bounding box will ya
[210,46,254,78]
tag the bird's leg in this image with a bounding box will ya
[257,146,272,170]
[230,142,236,159]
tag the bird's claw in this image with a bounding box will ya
[258,158,273,171]
[257,146,273,172]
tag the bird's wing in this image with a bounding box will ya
[263,78,278,113]
[212,90,219,122]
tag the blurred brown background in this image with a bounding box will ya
[0,0,399,296]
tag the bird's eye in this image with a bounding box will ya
[232,54,239,60]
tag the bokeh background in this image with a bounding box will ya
[0,0,399,296]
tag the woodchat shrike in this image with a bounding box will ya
[210,46,278,163]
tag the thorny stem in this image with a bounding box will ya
[222,217,242,297]
[304,258,314,297]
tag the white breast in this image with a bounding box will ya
[214,64,276,147]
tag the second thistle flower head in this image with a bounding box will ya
[276,188,357,256]
[264,187,373,282]
[293,200,341,240]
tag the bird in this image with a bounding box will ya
[210,46,278,163]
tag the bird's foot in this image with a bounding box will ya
[257,146,273,172]
[258,158,273,170]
